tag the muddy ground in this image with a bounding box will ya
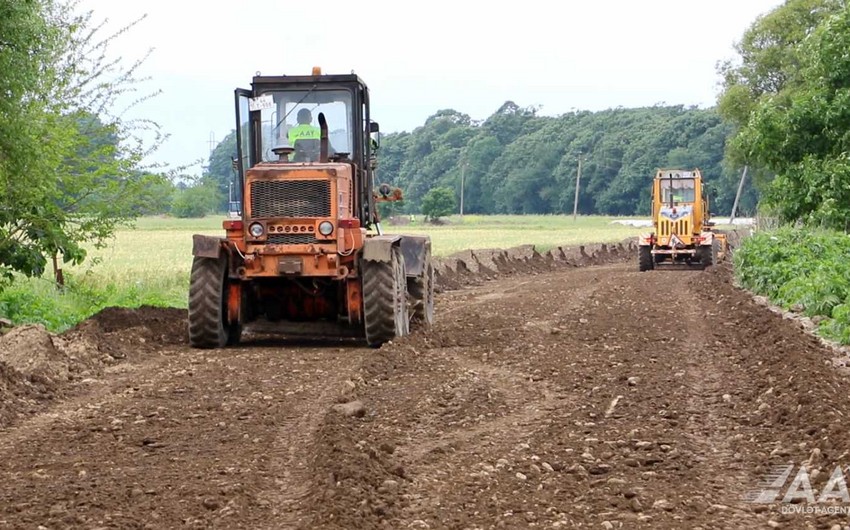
[0,238,849,529]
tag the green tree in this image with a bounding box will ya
[172,183,222,218]
[717,0,844,173]
[734,6,850,229]
[0,1,167,285]
[134,173,176,215]
[0,0,63,279]
[420,187,457,222]
[205,130,239,211]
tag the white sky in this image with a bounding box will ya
[78,0,783,176]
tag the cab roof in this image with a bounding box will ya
[655,168,702,179]
[252,73,368,89]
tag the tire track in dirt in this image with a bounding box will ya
[570,268,763,528]
[296,263,850,530]
[0,336,369,529]
[393,270,606,524]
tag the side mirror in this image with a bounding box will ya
[369,122,380,133]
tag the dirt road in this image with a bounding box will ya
[1,257,849,529]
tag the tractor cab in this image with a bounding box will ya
[233,68,380,229]
[660,174,697,205]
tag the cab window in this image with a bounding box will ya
[258,88,353,162]
[662,178,696,203]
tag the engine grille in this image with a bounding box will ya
[250,180,331,218]
[659,219,690,238]
[267,233,320,245]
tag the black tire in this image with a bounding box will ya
[362,246,409,347]
[408,259,435,329]
[709,239,720,267]
[639,246,654,272]
[188,256,231,348]
[698,239,720,268]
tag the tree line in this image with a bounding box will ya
[204,104,756,219]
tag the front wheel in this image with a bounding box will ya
[638,246,654,272]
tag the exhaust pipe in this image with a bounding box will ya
[318,112,329,162]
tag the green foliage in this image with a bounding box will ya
[377,199,404,221]
[730,6,850,229]
[171,184,223,218]
[0,1,169,289]
[717,0,848,223]
[717,0,843,126]
[204,130,239,211]
[420,187,457,221]
[735,228,850,343]
[135,174,177,215]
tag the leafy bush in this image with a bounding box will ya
[421,187,457,222]
[171,184,222,218]
[735,228,850,343]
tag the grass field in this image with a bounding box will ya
[383,215,645,255]
[0,215,647,331]
[90,214,646,279]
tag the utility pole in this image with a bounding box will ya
[729,165,748,225]
[208,131,216,157]
[460,161,466,218]
[573,154,582,221]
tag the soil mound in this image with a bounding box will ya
[0,306,187,428]
[434,238,637,290]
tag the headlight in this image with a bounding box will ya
[318,221,334,236]
[249,222,264,238]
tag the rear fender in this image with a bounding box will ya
[399,236,431,277]
[192,235,226,258]
[192,235,242,276]
[361,235,402,263]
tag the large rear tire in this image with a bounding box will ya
[188,256,231,349]
[408,258,435,329]
[362,246,409,347]
[698,239,720,268]
[639,246,654,272]
[709,239,720,268]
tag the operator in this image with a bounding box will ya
[288,108,320,147]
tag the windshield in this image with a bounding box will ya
[661,178,696,204]
[258,88,353,162]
